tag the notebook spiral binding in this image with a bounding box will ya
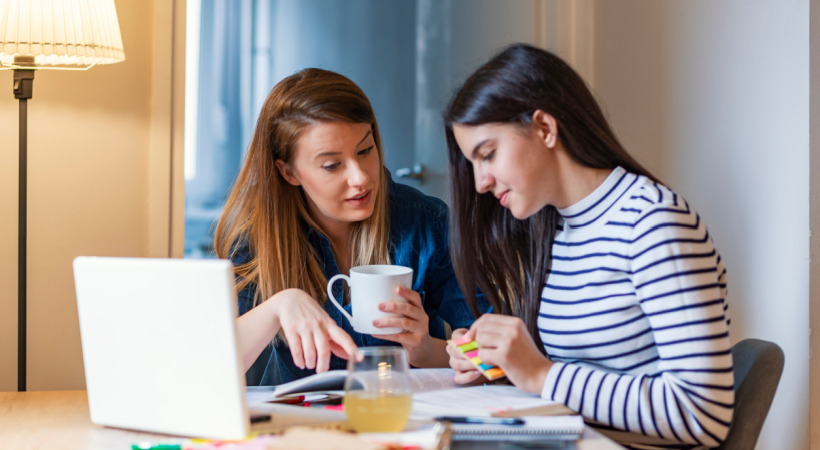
[451,423,583,442]
[454,428,579,435]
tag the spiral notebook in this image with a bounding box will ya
[450,415,584,442]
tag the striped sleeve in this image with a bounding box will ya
[541,198,733,447]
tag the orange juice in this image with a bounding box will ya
[343,392,413,432]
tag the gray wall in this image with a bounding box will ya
[810,0,820,447]
[414,0,536,199]
[592,1,810,448]
[267,0,418,174]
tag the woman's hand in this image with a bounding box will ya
[446,328,484,385]
[270,288,360,373]
[461,314,553,394]
[372,286,448,368]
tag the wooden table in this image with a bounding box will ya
[0,391,625,449]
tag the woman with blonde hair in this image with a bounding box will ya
[215,68,485,385]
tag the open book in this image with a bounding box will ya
[253,368,573,420]
[266,368,460,398]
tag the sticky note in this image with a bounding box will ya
[447,338,506,381]
[451,335,473,346]
[458,341,478,352]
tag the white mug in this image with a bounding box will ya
[326,265,414,335]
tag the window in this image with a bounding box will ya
[184,0,537,258]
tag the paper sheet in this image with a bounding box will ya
[411,385,569,419]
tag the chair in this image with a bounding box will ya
[716,339,784,450]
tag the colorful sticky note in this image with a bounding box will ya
[457,341,478,352]
[447,338,506,381]
[450,335,473,346]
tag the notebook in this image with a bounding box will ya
[411,385,574,419]
[450,416,584,442]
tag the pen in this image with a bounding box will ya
[435,416,525,425]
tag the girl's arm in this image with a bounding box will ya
[540,199,732,447]
[461,315,554,393]
[464,198,732,447]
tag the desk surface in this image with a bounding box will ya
[0,391,625,450]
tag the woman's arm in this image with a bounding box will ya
[236,288,360,373]
[236,296,281,371]
[372,204,481,368]
[372,271,485,368]
[372,287,451,368]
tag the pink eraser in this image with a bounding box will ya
[465,350,479,358]
[450,335,473,346]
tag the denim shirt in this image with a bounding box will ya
[232,171,489,386]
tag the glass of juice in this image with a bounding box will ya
[343,347,413,433]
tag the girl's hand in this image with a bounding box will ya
[462,314,553,394]
[446,328,484,385]
[372,286,444,367]
[270,288,361,373]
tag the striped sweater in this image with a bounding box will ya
[538,167,733,450]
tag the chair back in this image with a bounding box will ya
[716,338,784,450]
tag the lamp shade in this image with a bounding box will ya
[0,0,125,66]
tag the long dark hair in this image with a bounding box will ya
[445,44,658,352]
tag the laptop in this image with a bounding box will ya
[73,257,343,439]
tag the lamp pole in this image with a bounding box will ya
[13,55,34,392]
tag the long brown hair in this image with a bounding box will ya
[215,68,391,306]
[445,44,658,352]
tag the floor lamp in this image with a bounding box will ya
[1,0,126,392]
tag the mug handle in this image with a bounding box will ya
[326,274,354,324]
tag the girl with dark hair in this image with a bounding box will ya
[444,44,733,449]
[216,68,486,385]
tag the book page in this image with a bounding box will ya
[271,370,348,397]
[256,368,458,400]
[411,385,566,419]
[407,368,458,393]
[245,386,276,403]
